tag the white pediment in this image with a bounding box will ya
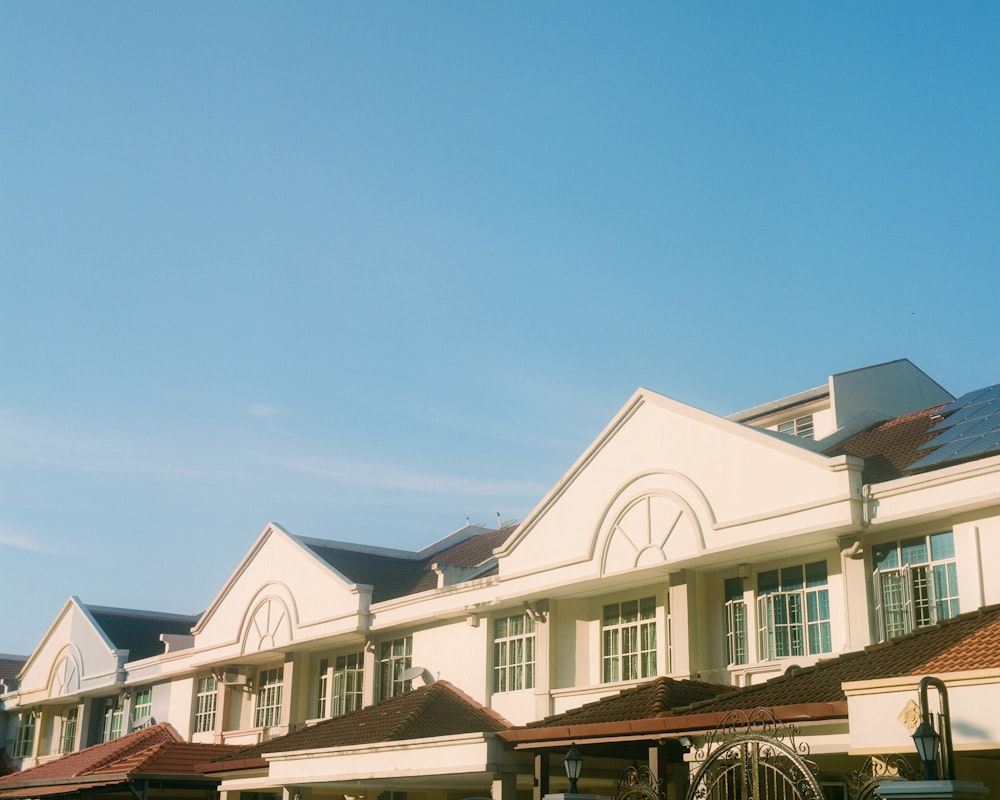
[16,597,121,702]
[192,522,371,652]
[497,389,862,579]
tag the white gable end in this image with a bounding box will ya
[191,523,371,656]
[499,389,863,580]
[16,598,123,704]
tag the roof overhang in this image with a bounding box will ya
[499,702,849,749]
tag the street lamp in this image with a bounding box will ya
[564,745,583,794]
[911,720,941,781]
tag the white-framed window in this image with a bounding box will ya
[377,636,412,701]
[756,561,831,660]
[602,597,657,683]
[193,676,217,733]
[254,667,284,728]
[316,653,365,717]
[873,531,959,642]
[492,613,536,693]
[102,699,124,742]
[60,707,79,754]
[724,577,748,665]
[12,712,36,758]
[333,652,364,715]
[778,414,814,439]
[316,658,330,719]
[131,688,152,728]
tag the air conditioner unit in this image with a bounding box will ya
[222,670,249,687]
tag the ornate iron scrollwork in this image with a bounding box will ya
[848,755,919,800]
[615,765,663,800]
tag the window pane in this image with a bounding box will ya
[758,570,779,594]
[873,542,898,569]
[900,537,928,565]
[930,531,955,561]
[805,560,827,587]
[781,565,804,590]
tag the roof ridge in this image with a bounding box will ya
[86,605,199,621]
[83,724,181,774]
[431,680,513,729]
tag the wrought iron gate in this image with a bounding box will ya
[686,709,823,800]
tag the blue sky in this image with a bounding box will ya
[2,3,998,655]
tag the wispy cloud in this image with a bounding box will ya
[248,402,288,420]
[0,527,57,554]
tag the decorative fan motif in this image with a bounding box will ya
[245,597,291,652]
[602,492,700,574]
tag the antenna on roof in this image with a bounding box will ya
[466,516,470,526]
[497,511,501,528]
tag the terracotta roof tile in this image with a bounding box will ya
[826,403,947,483]
[209,680,509,769]
[527,678,732,728]
[677,604,1000,715]
[0,723,236,795]
[503,606,1000,745]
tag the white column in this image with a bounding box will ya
[493,772,517,800]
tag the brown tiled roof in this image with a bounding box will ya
[502,605,1000,745]
[678,604,1000,715]
[0,723,237,795]
[826,403,947,483]
[207,680,510,771]
[527,677,732,728]
[87,607,200,663]
[304,526,515,602]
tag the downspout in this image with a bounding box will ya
[860,484,873,531]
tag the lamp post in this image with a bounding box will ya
[911,676,955,782]
[564,745,583,795]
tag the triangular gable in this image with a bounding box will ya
[191,523,373,655]
[497,388,863,580]
[15,598,123,704]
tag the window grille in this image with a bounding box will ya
[194,676,217,733]
[602,597,657,682]
[492,613,536,693]
[254,667,284,728]
[756,561,831,660]
[377,637,412,700]
[873,532,958,641]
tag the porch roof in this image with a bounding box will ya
[0,723,236,799]
[501,604,1000,746]
[204,679,511,773]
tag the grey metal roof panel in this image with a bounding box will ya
[908,382,1000,470]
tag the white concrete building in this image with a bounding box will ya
[2,359,998,800]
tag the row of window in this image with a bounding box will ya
[725,532,959,666]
